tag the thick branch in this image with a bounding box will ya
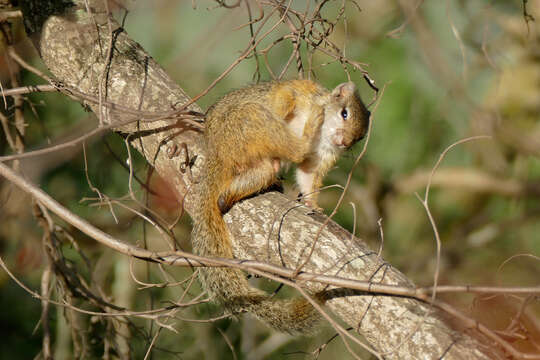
[14,1,497,359]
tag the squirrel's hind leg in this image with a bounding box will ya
[218,159,278,213]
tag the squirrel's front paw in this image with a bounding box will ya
[306,206,323,215]
[304,198,323,214]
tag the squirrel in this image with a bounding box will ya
[191,79,370,333]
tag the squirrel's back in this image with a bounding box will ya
[206,80,327,125]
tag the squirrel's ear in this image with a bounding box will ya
[332,82,356,98]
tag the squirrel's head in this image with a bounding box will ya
[328,82,370,149]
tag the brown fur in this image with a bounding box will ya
[191,80,370,333]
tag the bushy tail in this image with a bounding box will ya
[191,195,322,333]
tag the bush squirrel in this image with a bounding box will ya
[191,79,370,333]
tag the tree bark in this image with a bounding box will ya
[16,1,494,359]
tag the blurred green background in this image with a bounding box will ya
[1,0,539,359]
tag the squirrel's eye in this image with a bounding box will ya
[341,109,348,120]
